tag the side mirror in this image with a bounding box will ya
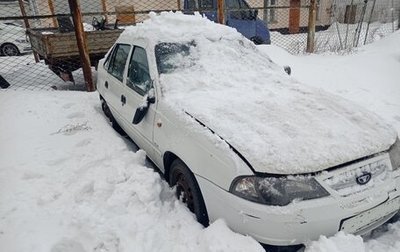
[132,104,149,125]
[284,66,291,75]
[132,89,155,125]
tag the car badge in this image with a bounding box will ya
[355,172,372,185]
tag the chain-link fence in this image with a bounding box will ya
[314,0,400,53]
[0,0,399,91]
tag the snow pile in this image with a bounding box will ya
[120,12,396,174]
[305,222,400,252]
[306,232,365,252]
[120,12,242,45]
[0,91,263,252]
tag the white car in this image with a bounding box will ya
[0,22,31,56]
[97,12,400,248]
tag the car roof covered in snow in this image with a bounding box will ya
[117,12,248,46]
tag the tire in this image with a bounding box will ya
[100,98,126,136]
[169,159,209,227]
[250,36,264,45]
[1,43,20,56]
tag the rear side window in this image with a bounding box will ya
[107,44,131,82]
[127,46,152,96]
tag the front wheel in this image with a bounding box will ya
[1,43,20,56]
[169,159,209,227]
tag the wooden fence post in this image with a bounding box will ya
[217,0,225,24]
[18,0,40,63]
[306,0,317,53]
[47,0,57,27]
[68,0,95,92]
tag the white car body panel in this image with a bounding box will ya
[96,13,400,246]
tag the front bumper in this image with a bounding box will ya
[196,171,400,246]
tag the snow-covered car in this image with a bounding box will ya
[96,12,400,248]
[0,22,31,56]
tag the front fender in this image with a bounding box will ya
[154,104,253,190]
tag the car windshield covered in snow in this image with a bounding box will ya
[155,42,196,74]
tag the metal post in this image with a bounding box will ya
[47,0,57,27]
[101,0,108,23]
[217,0,225,24]
[263,0,269,23]
[353,0,367,47]
[332,1,343,50]
[18,0,40,63]
[398,9,400,30]
[306,0,317,53]
[364,0,376,45]
[68,0,95,92]
[344,0,354,48]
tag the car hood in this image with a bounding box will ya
[161,70,396,175]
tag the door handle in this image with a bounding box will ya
[105,81,108,89]
[121,94,126,106]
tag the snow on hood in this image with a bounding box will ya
[123,12,397,174]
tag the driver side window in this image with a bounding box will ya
[127,46,152,96]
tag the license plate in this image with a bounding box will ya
[340,197,400,234]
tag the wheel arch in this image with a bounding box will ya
[163,151,179,183]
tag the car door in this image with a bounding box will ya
[102,43,132,123]
[226,0,256,39]
[120,42,157,157]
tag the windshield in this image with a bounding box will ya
[155,42,196,74]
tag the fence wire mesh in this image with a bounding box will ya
[0,0,399,91]
[314,0,400,53]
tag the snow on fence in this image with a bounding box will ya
[0,0,399,91]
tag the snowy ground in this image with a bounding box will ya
[0,92,263,252]
[1,31,400,252]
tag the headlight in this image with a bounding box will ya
[230,175,330,206]
[389,137,400,171]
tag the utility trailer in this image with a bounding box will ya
[27,28,123,82]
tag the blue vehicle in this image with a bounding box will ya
[184,0,271,44]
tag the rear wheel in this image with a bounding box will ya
[100,98,126,135]
[1,43,20,56]
[169,159,209,226]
